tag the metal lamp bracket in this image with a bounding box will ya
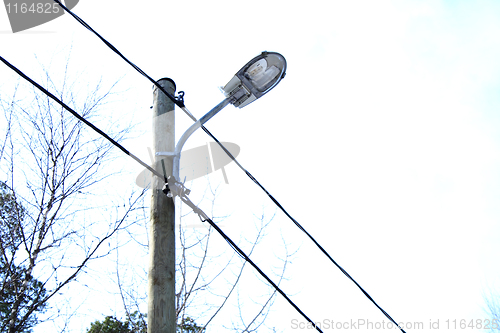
[156,151,178,156]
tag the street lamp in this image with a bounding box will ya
[157,51,287,196]
[221,51,287,108]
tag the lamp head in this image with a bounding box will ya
[221,51,286,108]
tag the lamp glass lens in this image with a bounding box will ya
[251,66,280,92]
[245,58,280,92]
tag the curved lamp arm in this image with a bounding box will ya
[156,98,231,181]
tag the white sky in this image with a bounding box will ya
[2,1,500,332]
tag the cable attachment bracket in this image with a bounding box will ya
[175,91,185,107]
[161,176,211,223]
[162,175,191,199]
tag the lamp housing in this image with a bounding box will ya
[221,51,286,108]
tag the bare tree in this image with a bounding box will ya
[0,54,146,332]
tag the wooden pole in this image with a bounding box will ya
[149,78,176,333]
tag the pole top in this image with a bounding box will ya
[156,78,176,91]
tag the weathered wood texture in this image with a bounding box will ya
[149,79,176,333]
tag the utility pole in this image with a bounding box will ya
[149,78,176,333]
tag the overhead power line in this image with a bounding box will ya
[0,55,325,333]
[0,55,164,180]
[50,0,196,120]
[48,2,408,331]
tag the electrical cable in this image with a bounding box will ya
[200,126,406,332]
[0,55,324,333]
[177,193,325,333]
[0,55,166,182]
[50,0,196,122]
[46,4,407,331]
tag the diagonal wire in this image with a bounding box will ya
[50,0,197,122]
[199,128,406,330]
[178,195,324,333]
[0,55,164,181]
[0,55,324,333]
[48,3,407,331]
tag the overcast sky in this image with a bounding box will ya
[2,1,500,332]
